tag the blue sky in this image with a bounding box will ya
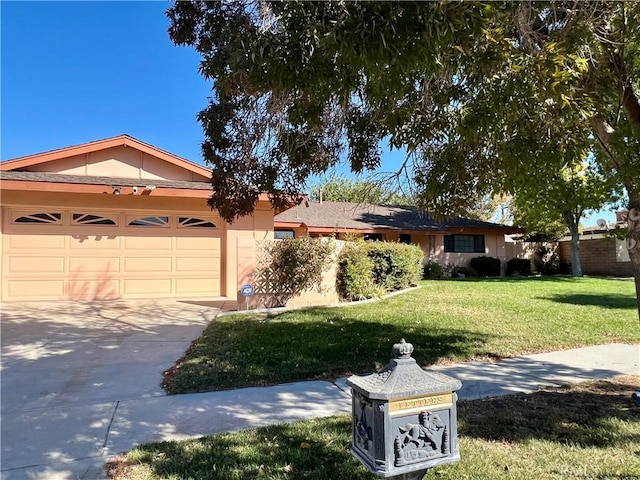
[1,1,619,223]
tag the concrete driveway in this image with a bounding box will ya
[1,299,230,479]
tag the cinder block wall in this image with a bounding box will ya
[559,238,634,276]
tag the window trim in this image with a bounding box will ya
[13,212,63,225]
[71,213,118,226]
[274,230,295,239]
[444,234,485,253]
[127,215,170,227]
[178,216,217,229]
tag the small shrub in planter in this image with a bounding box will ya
[506,258,532,276]
[470,256,501,277]
[423,260,445,280]
[451,265,478,278]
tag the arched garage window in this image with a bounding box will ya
[178,217,217,228]
[14,212,62,224]
[72,213,117,226]
[128,216,169,227]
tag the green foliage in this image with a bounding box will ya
[423,260,445,280]
[365,241,424,291]
[534,245,569,276]
[308,174,412,205]
[470,256,501,277]
[336,241,422,300]
[267,237,334,306]
[167,2,639,220]
[336,242,380,301]
[506,258,532,277]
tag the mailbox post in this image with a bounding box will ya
[347,339,462,479]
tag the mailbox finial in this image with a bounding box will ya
[393,338,414,358]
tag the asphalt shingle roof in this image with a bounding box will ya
[0,171,213,190]
[275,201,521,233]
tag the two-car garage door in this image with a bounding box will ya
[2,208,222,301]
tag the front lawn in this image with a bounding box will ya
[110,376,640,480]
[164,277,639,394]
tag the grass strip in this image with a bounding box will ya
[164,277,639,394]
[110,375,640,480]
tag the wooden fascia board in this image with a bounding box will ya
[1,180,275,207]
[0,135,212,178]
[304,226,448,235]
[0,179,212,198]
[274,221,305,228]
[446,226,525,235]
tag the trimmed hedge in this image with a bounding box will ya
[337,241,423,301]
[423,260,445,280]
[366,241,424,291]
[506,258,532,276]
[470,256,501,277]
[336,243,380,301]
[451,265,478,278]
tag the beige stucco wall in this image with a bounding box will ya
[25,147,210,181]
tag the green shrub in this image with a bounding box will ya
[336,243,380,301]
[267,237,335,306]
[470,256,501,277]
[451,265,478,278]
[423,260,445,280]
[365,241,424,291]
[506,258,532,276]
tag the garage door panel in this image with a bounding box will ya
[3,210,222,300]
[124,236,172,250]
[175,236,220,251]
[124,257,172,273]
[123,278,172,295]
[175,257,220,273]
[8,256,65,274]
[67,279,120,300]
[176,278,220,295]
[69,236,120,250]
[7,280,64,298]
[69,257,120,273]
[9,235,65,250]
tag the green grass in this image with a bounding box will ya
[109,376,640,480]
[163,277,640,394]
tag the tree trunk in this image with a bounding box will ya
[563,212,583,277]
[626,199,640,321]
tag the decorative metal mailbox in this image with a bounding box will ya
[347,339,462,479]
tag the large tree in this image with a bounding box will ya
[512,162,620,276]
[168,1,640,316]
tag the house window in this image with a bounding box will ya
[128,216,169,227]
[72,213,117,226]
[364,233,384,242]
[14,212,62,224]
[399,234,412,244]
[178,217,217,228]
[444,234,485,253]
[274,230,295,239]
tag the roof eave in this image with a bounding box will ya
[0,134,212,178]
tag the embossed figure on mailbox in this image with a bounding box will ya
[347,339,462,479]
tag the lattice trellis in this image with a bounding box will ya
[252,239,326,307]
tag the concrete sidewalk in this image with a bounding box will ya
[2,343,639,480]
